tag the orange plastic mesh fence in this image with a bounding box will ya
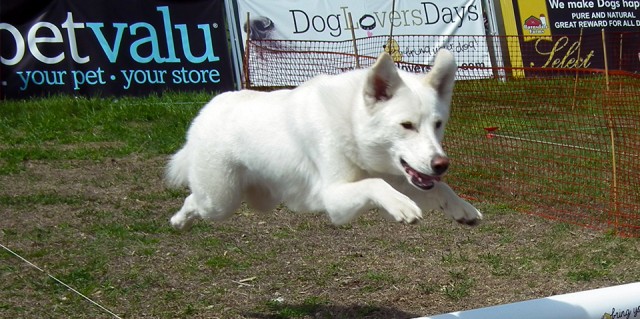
[244,32,640,237]
[448,71,640,237]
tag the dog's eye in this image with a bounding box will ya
[435,120,443,129]
[401,122,416,131]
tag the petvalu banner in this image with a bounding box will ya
[234,0,494,79]
[0,0,235,98]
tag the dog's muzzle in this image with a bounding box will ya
[400,159,441,190]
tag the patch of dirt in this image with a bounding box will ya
[1,155,638,319]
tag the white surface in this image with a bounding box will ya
[415,282,640,319]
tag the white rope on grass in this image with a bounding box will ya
[493,133,606,152]
[1,243,123,319]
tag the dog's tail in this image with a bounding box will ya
[165,146,190,188]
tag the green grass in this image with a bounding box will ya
[479,252,514,277]
[265,296,328,318]
[443,269,474,300]
[0,193,84,206]
[0,92,209,174]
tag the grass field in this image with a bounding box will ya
[1,93,639,318]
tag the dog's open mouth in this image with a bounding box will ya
[401,159,440,190]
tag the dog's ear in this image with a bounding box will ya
[364,52,402,104]
[424,49,457,99]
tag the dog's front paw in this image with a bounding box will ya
[442,198,483,226]
[380,192,423,224]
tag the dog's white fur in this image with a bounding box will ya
[167,49,482,230]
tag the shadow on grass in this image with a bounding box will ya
[244,302,419,319]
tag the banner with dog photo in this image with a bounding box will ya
[230,0,494,86]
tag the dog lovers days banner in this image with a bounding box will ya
[0,0,235,98]
[233,0,494,85]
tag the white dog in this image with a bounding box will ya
[167,49,482,230]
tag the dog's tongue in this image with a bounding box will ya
[402,161,440,190]
[410,170,439,190]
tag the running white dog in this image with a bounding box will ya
[167,49,482,230]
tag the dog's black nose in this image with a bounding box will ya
[431,155,449,175]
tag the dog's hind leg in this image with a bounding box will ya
[170,190,243,231]
[170,194,200,231]
[170,170,244,230]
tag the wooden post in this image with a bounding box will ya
[243,12,251,89]
[571,28,583,111]
[618,33,624,92]
[386,0,397,55]
[348,13,360,69]
[601,28,618,235]
[601,29,610,91]
[618,33,623,71]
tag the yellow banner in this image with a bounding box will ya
[499,0,524,77]
[516,0,552,41]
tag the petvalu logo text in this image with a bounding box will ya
[1,6,220,66]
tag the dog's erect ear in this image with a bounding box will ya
[424,49,457,98]
[364,52,402,104]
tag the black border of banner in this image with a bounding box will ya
[0,0,236,99]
